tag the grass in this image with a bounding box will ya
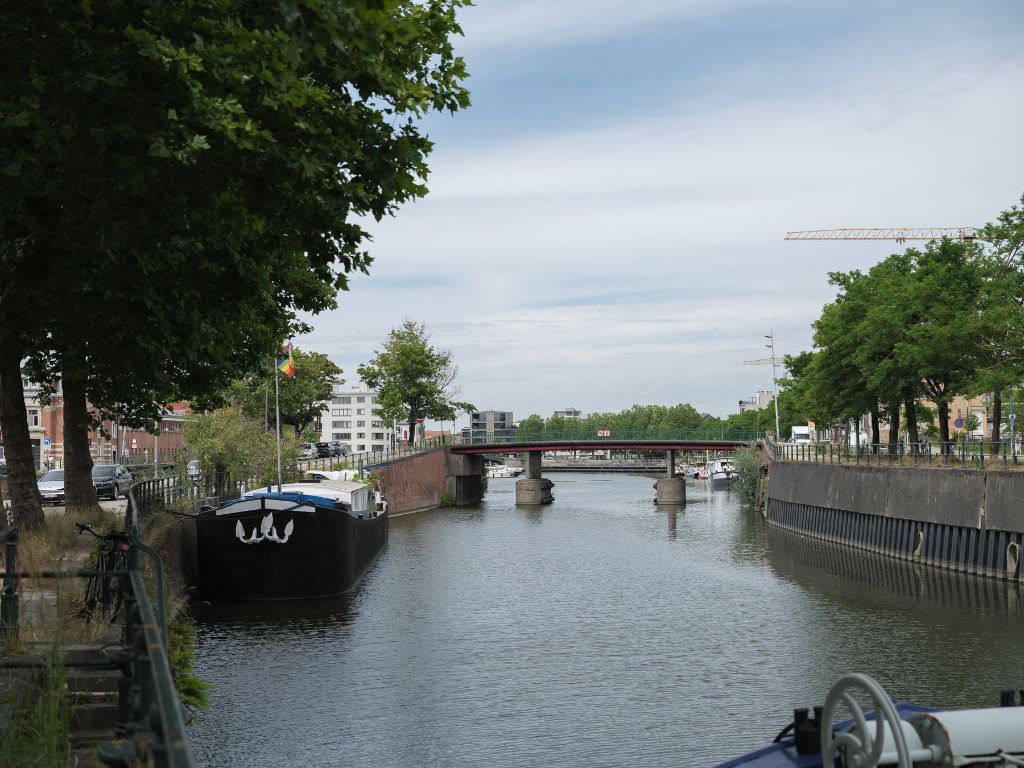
[3,507,122,650]
[0,650,71,768]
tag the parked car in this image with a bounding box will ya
[315,442,333,458]
[92,464,133,500]
[187,459,201,483]
[299,443,318,460]
[329,441,350,457]
[37,468,65,504]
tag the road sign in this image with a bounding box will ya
[43,437,51,447]
[954,417,965,429]
[597,429,611,437]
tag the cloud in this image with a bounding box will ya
[299,1,1024,423]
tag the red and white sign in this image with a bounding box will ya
[597,429,611,437]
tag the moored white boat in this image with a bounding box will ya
[708,457,739,488]
[486,463,523,478]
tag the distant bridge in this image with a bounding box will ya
[451,438,751,455]
[451,434,760,505]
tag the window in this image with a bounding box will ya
[372,432,385,440]
[356,396,365,403]
[356,408,366,415]
[332,420,351,429]
[371,420,383,428]
[370,396,377,404]
[357,444,366,451]
[357,420,365,427]
[27,409,40,427]
[357,432,365,439]
[333,432,352,440]
[339,396,352,404]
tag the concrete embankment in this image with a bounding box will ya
[766,463,1024,581]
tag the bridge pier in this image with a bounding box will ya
[655,449,686,505]
[516,451,553,504]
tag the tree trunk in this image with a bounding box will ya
[0,333,45,529]
[870,407,881,452]
[991,391,1002,455]
[61,370,99,514]
[937,399,951,452]
[887,402,900,455]
[904,397,920,450]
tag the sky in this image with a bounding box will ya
[297,0,1024,428]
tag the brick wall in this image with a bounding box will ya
[378,448,484,514]
[379,449,449,514]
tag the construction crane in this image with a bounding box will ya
[784,227,980,244]
[743,356,783,367]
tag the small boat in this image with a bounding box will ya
[486,463,523,478]
[715,672,1024,767]
[195,481,388,601]
[708,457,739,488]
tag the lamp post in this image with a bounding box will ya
[766,331,781,439]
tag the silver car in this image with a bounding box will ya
[37,468,65,504]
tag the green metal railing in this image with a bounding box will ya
[1,491,194,766]
[772,439,1022,468]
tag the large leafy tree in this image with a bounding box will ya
[228,349,343,437]
[358,320,474,442]
[0,0,470,521]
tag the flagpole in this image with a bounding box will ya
[274,356,283,491]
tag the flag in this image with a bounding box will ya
[277,343,295,378]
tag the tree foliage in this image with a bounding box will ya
[358,320,474,439]
[781,193,1024,447]
[183,406,301,486]
[0,0,470,521]
[228,348,343,437]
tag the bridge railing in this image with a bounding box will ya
[771,439,1023,469]
[470,429,765,444]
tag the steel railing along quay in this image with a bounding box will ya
[771,439,1022,469]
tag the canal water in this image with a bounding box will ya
[188,473,1024,767]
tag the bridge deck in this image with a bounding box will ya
[452,439,750,455]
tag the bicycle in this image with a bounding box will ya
[77,523,132,622]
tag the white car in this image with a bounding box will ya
[37,469,65,504]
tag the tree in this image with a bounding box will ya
[1,1,471,517]
[357,321,474,443]
[516,414,545,440]
[183,406,302,487]
[229,349,343,437]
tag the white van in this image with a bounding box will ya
[791,426,812,444]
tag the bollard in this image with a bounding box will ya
[1,528,18,638]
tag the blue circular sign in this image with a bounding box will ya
[43,437,51,446]
[953,418,965,429]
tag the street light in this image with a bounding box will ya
[765,331,781,439]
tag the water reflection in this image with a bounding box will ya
[765,524,1023,617]
[655,504,685,539]
[189,472,1024,767]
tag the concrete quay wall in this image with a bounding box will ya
[766,463,1024,580]
[378,448,483,514]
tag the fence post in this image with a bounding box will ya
[1,529,18,638]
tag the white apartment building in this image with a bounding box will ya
[319,381,394,454]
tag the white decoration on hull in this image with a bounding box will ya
[235,514,295,544]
